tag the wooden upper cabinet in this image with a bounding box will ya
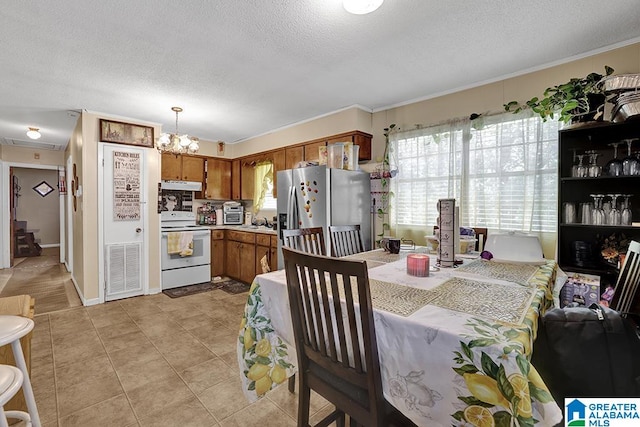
[160,153,205,182]
[181,156,205,182]
[304,141,326,162]
[231,159,241,200]
[241,157,257,201]
[272,149,286,198]
[285,146,304,170]
[161,153,182,180]
[205,158,231,200]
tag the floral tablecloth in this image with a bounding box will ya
[237,252,563,427]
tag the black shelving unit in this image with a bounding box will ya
[558,120,640,287]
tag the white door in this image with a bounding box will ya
[102,144,147,301]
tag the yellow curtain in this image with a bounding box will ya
[253,161,273,214]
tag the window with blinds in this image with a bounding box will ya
[390,112,560,233]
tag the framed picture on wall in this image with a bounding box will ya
[100,119,154,148]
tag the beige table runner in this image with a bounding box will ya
[429,277,536,324]
[369,279,439,317]
[333,276,438,317]
[343,249,411,264]
[454,259,538,284]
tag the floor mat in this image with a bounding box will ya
[214,279,251,294]
[162,282,217,298]
[162,279,250,298]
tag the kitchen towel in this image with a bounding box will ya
[167,231,194,257]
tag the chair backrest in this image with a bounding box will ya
[611,240,640,314]
[282,247,386,425]
[328,225,364,257]
[282,227,326,256]
[473,227,488,252]
[434,225,488,252]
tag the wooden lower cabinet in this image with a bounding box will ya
[255,244,270,275]
[225,230,278,283]
[226,230,257,284]
[269,235,278,272]
[211,230,225,278]
[255,234,278,273]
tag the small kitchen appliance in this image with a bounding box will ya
[223,201,244,225]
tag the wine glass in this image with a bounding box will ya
[571,149,581,177]
[590,194,605,225]
[587,150,602,177]
[622,139,640,176]
[576,154,588,178]
[621,194,633,225]
[607,194,621,226]
[605,142,623,176]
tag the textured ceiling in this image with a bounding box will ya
[1,0,640,150]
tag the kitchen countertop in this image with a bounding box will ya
[205,225,278,235]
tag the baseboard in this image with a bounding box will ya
[40,243,60,249]
[69,274,94,306]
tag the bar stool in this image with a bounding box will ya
[0,316,40,427]
[0,365,31,426]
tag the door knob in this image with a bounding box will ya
[136,228,142,233]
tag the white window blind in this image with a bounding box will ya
[389,112,560,233]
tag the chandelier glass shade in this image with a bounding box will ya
[343,0,383,14]
[26,127,41,140]
[156,107,199,154]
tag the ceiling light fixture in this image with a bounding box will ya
[26,127,41,140]
[343,0,383,14]
[156,107,199,155]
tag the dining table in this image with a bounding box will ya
[236,248,564,427]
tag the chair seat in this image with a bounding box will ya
[0,365,23,407]
[0,316,34,347]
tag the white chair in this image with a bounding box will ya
[611,240,640,314]
[0,365,31,427]
[0,316,40,427]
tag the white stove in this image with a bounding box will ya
[160,211,209,232]
[160,211,211,289]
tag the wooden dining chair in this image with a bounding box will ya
[611,240,640,314]
[328,225,364,257]
[282,227,326,256]
[473,227,488,252]
[282,247,416,427]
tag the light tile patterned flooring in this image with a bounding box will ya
[5,253,335,426]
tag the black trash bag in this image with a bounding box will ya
[532,303,640,406]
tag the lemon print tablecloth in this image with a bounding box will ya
[237,252,562,427]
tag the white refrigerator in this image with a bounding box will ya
[276,165,371,269]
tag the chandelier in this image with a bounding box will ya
[156,107,200,154]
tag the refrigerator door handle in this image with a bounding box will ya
[286,185,297,230]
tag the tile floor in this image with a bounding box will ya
[4,255,335,426]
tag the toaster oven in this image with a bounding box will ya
[223,205,244,225]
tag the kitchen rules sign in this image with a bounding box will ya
[113,151,141,221]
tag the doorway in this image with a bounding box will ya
[1,161,65,270]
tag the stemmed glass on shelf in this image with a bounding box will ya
[622,139,640,176]
[590,194,606,225]
[575,154,588,178]
[587,150,602,177]
[605,142,624,176]
[607,194,622,226]
[621,194,633,225]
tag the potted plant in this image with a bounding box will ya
[504,66,614,123]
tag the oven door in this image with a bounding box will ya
[161,229,211,270]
